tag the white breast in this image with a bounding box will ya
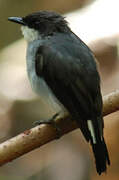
[26,40,62,112]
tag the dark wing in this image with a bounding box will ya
[34,37,110,174]
[35,41,103,141]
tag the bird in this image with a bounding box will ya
[8,11,110,175]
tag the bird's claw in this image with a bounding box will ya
[33,113,62,139]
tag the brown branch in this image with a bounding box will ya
[103,90,119,116]
[0,90,119,166]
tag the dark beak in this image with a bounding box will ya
[8,17,26,25]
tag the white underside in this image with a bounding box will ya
[26,38,63,113]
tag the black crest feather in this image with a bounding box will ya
[23,11,70,35]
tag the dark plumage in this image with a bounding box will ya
[8,11,110,174]
[35,32,110,174]
[23,11,70,36]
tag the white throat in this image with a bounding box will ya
[21,26,39,42]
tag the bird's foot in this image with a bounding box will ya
[34,113,62,139]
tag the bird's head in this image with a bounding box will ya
[8,11,70,42]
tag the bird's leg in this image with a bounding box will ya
[34,113,62,139]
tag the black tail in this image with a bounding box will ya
[91,138,110,175]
